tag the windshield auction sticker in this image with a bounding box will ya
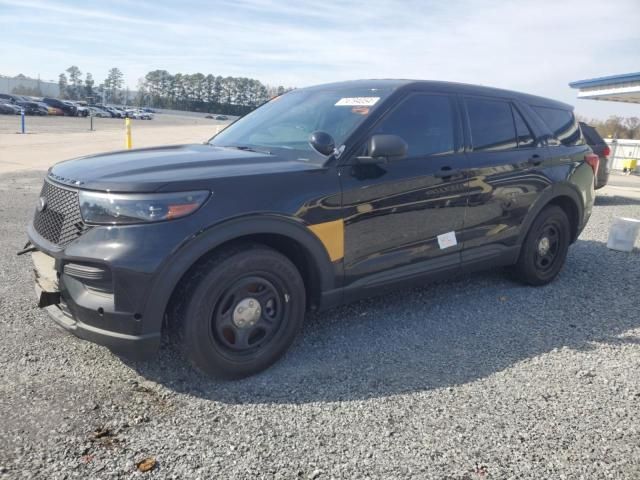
[335,97,380,106]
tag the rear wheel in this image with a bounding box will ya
[173,244,306,378]
[513,205,571,286]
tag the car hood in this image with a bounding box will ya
[48,144,323,192]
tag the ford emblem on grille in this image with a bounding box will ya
[37,196,47,212]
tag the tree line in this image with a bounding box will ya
[136,70,289,116]
[57,66,125,105]
[54,66,289,116]
[579,115,640,140]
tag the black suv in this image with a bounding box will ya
[42,97,77,116]
[579,121,610,189]
[26,80,596,378]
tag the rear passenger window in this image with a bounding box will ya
[512,106,535,148]
[373,94,455,157]
[466,97,517,152]
[532,106,583,146]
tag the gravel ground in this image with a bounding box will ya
[1,171,639,479]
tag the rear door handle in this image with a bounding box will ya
[527,154,542,166]
[434,166,461,178]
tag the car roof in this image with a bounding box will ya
[300,79,572,110]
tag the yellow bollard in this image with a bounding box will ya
[125,117,132,149]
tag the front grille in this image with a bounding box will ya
[33,180,91,246]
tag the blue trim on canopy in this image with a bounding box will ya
[569,72,640,89]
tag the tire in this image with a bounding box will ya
[172,244,306,379]
[513,205,571,286]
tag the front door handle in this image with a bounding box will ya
[527,154,542,166]
[434,166,461,178]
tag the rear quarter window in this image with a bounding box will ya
[465,97,517,152]
[532,106,583,146]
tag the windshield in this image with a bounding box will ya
[209,87,392,153]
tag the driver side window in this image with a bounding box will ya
[373,94,455,157]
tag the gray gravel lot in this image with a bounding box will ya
[1,171,639,479]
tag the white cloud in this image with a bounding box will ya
[1,0,638,118]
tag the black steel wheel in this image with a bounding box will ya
[533,223,561,273]
[174,244,305,379]
[211,275,288,356]
[514,205,571,286]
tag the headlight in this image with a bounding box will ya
[79,190,210,225]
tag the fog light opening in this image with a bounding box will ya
[134,313,142,320]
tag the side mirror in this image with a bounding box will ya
[309,131,336,156]
[357,134,407,164]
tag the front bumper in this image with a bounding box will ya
[43,302,160,361]
[28,223,164,360]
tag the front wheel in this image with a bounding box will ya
[174,244,306,378]
[513,205,571,286]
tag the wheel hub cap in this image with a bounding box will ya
[538,237,550,256]
[232,297,262,328]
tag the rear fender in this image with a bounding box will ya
[517,182,585,245]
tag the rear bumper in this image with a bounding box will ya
[44,300,160,360]
[595,156,610,189]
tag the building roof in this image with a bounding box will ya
[569,72,640,104]
[569,72,640,89]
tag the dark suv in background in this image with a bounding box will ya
[26,80,596,378]
[42,97,77,116]
[0,94,49,115]
[579,121,610,189]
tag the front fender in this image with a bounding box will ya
[139,214,337,336]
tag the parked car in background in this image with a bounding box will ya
[97,106,112,117]
[16,100,48,115]
[67,101,89,117]
[125,108,153,119]
[110,106,126,117]
[29,98,62,115]
[42,98,77,116]
[0,102,21,114]
[88,106,111,117]
[579,122,610,189]
[26,79,597,378]
[48,106,65,116]
[138,110,154,120]
[104,106,124,118]
[0,93,22,104]
[215,115,228,120]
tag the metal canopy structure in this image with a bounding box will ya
[569,72,640,104]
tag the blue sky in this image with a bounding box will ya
[1,0,639,119]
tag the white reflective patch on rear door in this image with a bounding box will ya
[437,231,458,249]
